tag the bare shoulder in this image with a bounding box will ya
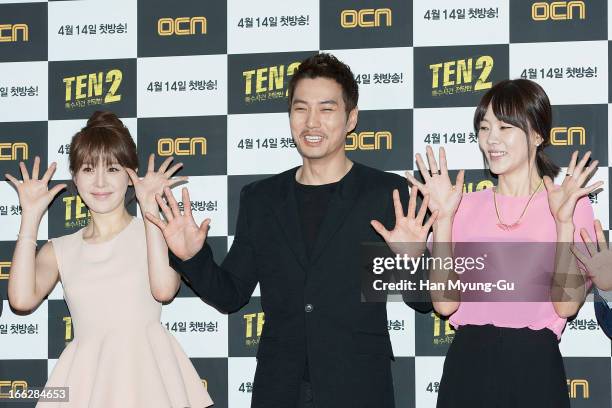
[36,240,58,266]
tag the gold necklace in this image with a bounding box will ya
[493,179,543,231]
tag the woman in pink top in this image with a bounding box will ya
[406,79,602,408]
[6,111,213,407]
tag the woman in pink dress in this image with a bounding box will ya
[405,79,602,407]
[6,111,213,407]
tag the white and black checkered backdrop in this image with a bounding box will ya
[1,0,611,406]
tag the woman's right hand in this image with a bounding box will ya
[4,156,67,220]
[571,219,612,292]
[405,146,464,222]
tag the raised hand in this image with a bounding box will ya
[145,187,210,261]
[570,220,612,291]
[543,150,602,226]
[405,146,464,222]
[4,156,66,219]
[125,154,188,207]
[371,184,438,256]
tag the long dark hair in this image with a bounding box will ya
[473,79,560,179]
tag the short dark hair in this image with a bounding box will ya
[69,111,138,174]
[287,53,359,115]
[473,79,560,179]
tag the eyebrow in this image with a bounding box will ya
[292,99,338,105]
[82,161,120,167]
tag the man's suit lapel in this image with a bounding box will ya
[272,163,364,271]
[273,168,309,272]
[308,163,363,267]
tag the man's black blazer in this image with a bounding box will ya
[169,162,431,408]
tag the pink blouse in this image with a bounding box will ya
[433,185,595,339]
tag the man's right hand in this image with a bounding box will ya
[145,186,210,261]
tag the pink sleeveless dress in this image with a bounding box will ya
[38,217,213,407]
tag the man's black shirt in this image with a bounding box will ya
[294,178,341,382]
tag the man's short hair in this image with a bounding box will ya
[287,53,359,115]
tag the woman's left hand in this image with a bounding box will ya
[543,150,602,226]
[126,154,188,206]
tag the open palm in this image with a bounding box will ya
[145,186,210,261]
[371,185,438,256]
[544,150,602,225]
[5,156,66,217]
[405,146,464,221]
[126,154,187,206]
[571,220,612,291]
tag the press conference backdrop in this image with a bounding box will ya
[0,0,611,406]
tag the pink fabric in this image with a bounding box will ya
[41,218,213,408]
[431,185,595,339]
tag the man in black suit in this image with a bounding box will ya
[147,53,436,408]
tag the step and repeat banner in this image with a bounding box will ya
[1,0,612,407]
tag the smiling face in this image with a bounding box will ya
[289,77,358,163]
[72,158,130,215]
[478,104,541,176]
